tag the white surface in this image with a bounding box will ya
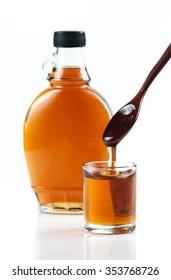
[0,0,171,276]
[2,173,171,261]
[0,204,164,261]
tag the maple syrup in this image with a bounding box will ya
[83,160,136,234]
[23,32,112,214]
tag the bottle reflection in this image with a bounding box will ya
[33,213,84,260]
[84,232,136,260]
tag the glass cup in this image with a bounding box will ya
[83,161,136,234]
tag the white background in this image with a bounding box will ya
[0,0,171,278]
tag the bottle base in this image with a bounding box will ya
[39,202,83,214]
[32,185,83,214]
[84,222,135,234]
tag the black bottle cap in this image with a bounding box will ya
[53,31,86,48]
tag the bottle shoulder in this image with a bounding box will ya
[25,83,112,122]
[33,84,111,107]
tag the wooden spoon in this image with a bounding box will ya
[103,43,171,147]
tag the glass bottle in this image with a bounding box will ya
[23,31,112,214]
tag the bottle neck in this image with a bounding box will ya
[49,47,90,83]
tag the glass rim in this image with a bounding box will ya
[83,161,137,170]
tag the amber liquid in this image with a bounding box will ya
[24,68,112,213]
[84,159,136,227]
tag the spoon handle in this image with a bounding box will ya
[139,43,171,96]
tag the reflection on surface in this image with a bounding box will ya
[32,213,136,260]
[84,232,136,260]
[33,213,84,260]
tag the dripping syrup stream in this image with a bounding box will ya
[107,146,116,168]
